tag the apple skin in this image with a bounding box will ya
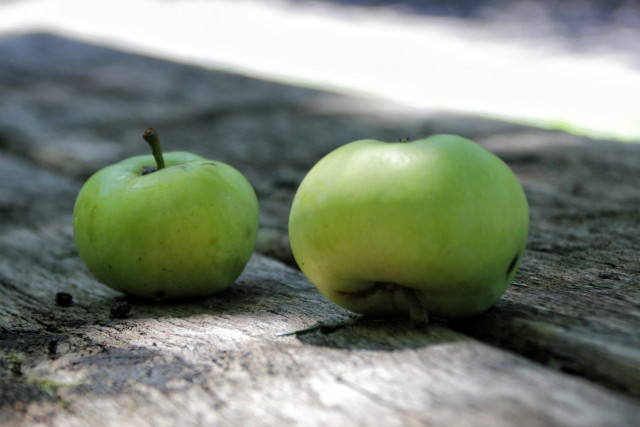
[288,135,529,320]
[73,151,259,300]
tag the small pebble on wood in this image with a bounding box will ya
[110,301,131,318]
[55,292,73,307]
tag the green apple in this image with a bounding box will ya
[73,128,259,300]
[288,134,529,324]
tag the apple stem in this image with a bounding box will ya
[402,288,429,328]
[142,128,165,170]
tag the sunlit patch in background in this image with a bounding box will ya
[1,0,638,141]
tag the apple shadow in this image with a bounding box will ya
[79,262,464,353]
[88,280,294,322]
[72,254,332,323]
[289,315,465,351]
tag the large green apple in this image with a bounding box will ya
[73,128,259,300]
[288,134,529,324]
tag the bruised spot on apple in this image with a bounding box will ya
[335,282,400,300]
[506,253,520,276]
[288,134,529,325]
[73,128,260,300]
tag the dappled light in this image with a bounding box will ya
[0,0,639,141]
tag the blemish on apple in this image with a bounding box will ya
[506,253,520,276]
[335,282,400,300]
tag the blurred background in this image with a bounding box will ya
[1,0,639,142]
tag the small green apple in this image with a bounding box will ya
[288,134,529,324]
[73,128,259,300]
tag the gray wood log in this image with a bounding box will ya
[1,33,639,426]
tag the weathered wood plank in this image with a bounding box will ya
[0,152,637,425]
[1,33,640,426]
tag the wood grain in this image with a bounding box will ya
[0,33,639,426]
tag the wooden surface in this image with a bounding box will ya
[1,33,639,426]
